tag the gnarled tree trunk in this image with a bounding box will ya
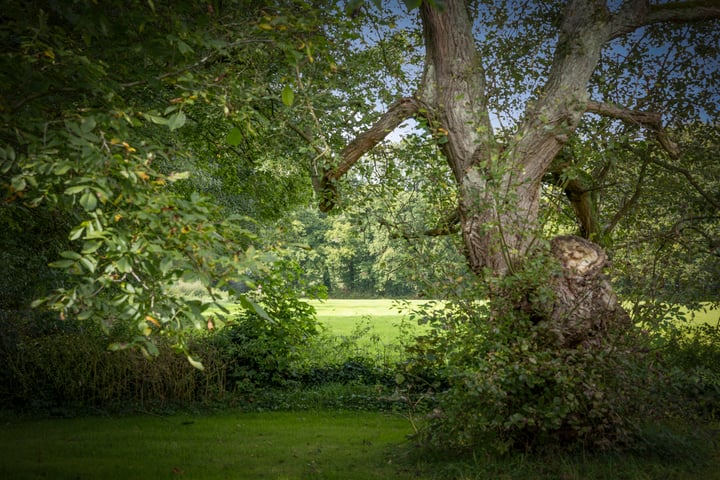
[416,0,626,340]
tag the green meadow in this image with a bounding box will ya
[309,298,426,338]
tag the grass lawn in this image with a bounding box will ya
[6,299,717,479]
[0,411,422,480]
[2,411,718,480]
[308,298,435,340]
[686,305,720,326]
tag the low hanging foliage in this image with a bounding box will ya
[1,118,275,367]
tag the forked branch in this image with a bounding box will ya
[586,101,719,212]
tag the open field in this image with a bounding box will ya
[685,305,720,326]
[310,298,720,340]
[308,298,428,339]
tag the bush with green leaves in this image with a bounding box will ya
[0,311,230,412]
[652,320,720,419]
[210,259,322,389]
[406,258,661,454]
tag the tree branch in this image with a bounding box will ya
[603,156,649,238]
[610,0,720,40]
[325,97,422,182]
[319,97,422,212]
[378,209,460,240]
[120,39,272,88]
[648,157,720,212]
[585,100,681,158]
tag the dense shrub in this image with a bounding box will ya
[209,260,321,389]
[654,320,720,419]
[412,310,653,453]
[404,258,670,454]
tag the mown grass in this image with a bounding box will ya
[1,411,718,480]
[0,411,422,480]
[310,298,411,337]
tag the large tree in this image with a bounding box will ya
[316,0,719,345]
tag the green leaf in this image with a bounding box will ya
[30,298,46,308]
[281,85,295,107]
[177,40,194,56]
[69,225,86,241]
[11,176,26,192]
[107,342,128,352]
[116,256,133,273]
[143,339,160,357]
[159,256,174,275]
[81,240,102,254]
[49,259,76,269]
[60,251,82,260]
[167,111,186,130]
[64,185,88,195]
[79,256,97,273]
[81,117,96,133]
[402,0,422,10]
[239,295,273,322]
[146,113,168,125]
[226,126,243,146]
[53,163,73,175]
[79,190,97,211]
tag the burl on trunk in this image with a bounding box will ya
[545,235,631,348]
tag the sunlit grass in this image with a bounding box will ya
[308,298,424,339]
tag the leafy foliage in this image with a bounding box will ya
[0,0,330,361]
[405,255,662,453]
[211,259,322,388]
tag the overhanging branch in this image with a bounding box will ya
[586,101,720,213]
[378,209,460,240]
[326,97,422,182]
[585,100,681,158]
[319,96,422,212]
[610,0,720,40]
[648,157,720,212]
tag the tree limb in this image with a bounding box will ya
[648,157,720,212]
[603,156,649,238]
[610,0,720,40]
[319,97,422,212]
[325,97,422,182]
[120,39,272,88]
[585,100,681,158]
[378,209,460,240]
